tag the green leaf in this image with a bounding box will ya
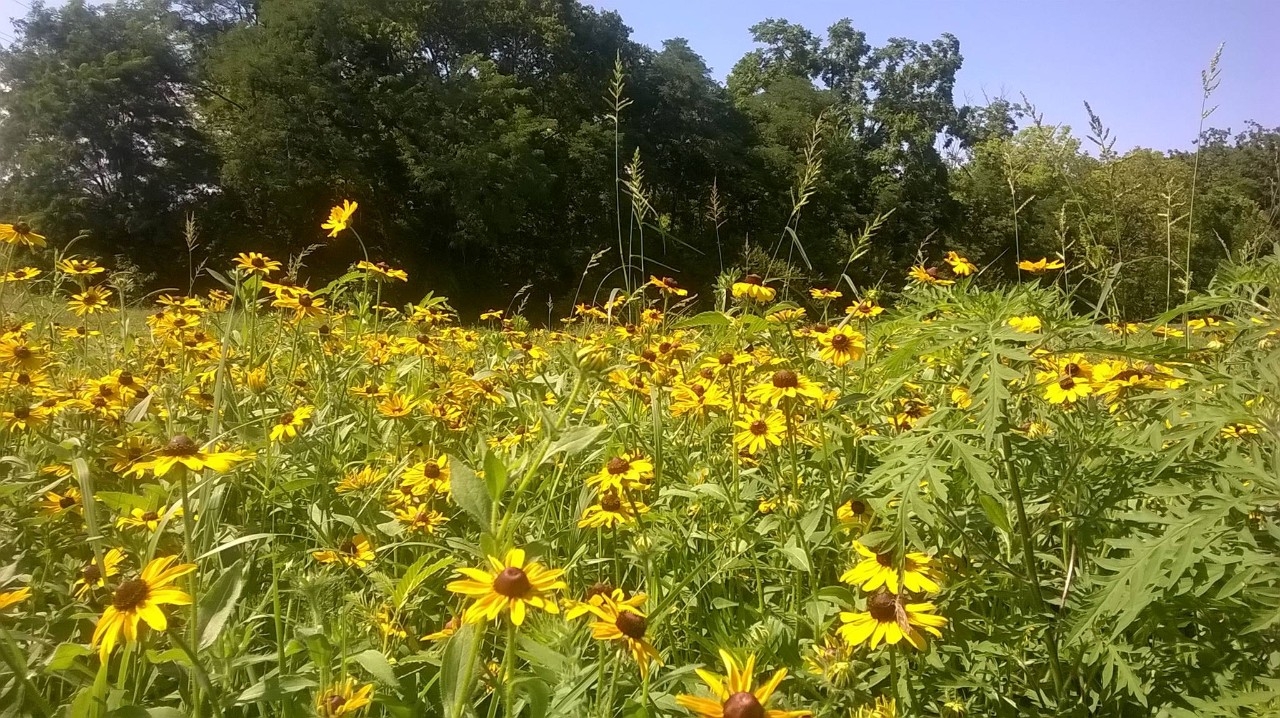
[234,676,316,704]
[351,648,398,686]
[978,495,1012,534]
[484,450,509,502]
[45,642,91,672]
[441,624,479,718]
[780,544,810,573]
[515,676,550,718]
[449,457,491,528]
[544,425,606,463]
[197,559,245,650]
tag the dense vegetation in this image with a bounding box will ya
[0,0,1276,316]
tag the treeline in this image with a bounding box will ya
[0,0,1276,316]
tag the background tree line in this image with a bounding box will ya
[1,0,1277,317]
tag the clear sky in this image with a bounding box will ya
[588,0,1279,152]
[1,0,1275,152]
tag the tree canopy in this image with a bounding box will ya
[1,0,1276,316]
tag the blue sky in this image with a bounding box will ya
[588,0,1279,152]
[1,0,1275,152]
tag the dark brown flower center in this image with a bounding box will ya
[118,372,135,386]
[585,581,613,599]
[327,694,347,713]
[13,345,32,360]
[640,349,657,363]
[723,691,765,718]
[658,342,673,354]
[848,499,866,515]
[251,257,266,268]
[82,564,102,583]
[298,296,314,308]
[13,406,30,420]
[318,324,332,336]
[59,495,77,509]
[830,334,850,349]
[744,274,763,286]
[601,492,622,512]
[142,511,159,522]
[521,341,533,352]
[718,352,734,365]
[699,368,715,380]
[1064,363,1083,378]
[423,462,441,479]
[492,566,532,598]
[606,457,630,475]
[876,551,894,568]
[615,611,647,639]
[750,420,769,436]
[112,578,150,611]
[16,373,30,385]
[867,590,898,622]
[279,412,295,426]
[691,384,706,398]
[13,221,31,234]
[164,434,198,456]
[1058,377,1076,390]
[771,370,798,388]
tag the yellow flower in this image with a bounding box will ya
[846,299,884,319]
[272,290,326,319]
[117,505,183,532]
[446,548,566,626]
[316,678,374,717]
[908,265,954,286]
[56,258,107,276]
[732,274,776,303]
[0,586,32,612]
[68,286,115,316]
[670,380,730,418]
[356,260,408,282]
[270,405,314,442]
[1007,315,1042,333]
[1221,423,1259,439]
[129,435,251,477]
[817,325,865,367]
[853,696,897,718]
[403,455,451,495]
[92,556,195,659]
[578,490,649,529]
[587,453,654,493]
[312,534,376,568]
[395,504,448,534]
[1036,355,1093,406]
[837,590,946,650]
[40,487,81,515]
[586,591,661,679]
[747,369,825,407]
[2,267,42,282]
[648,275,688,297]
[0,221,46,247]
[74,548,126,599]
[1017,257,1065,273]
[733,407,786,455]
[839,542,940,594]
[809,287,842,301]
[322,199,358,238]
[943,251,976,276]
[234,252,282,276]
[676,650,812,718]
[376,393,416,418]
[336,466,384,493]
[950,385,972,409]
[421,616,461,642]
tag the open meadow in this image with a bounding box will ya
[1,212,1279,717]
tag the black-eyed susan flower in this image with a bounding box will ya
[68,286,115,316]
[0,586,31,612]
[376,393,416,418]
[322,200,358,238]
[446,548,565,626]
[1017,257,1065,273]
[853,696,897,718]
[1036,355,1093,405]
[3,266,42,282]
[586,591,661,678]
[3,403,46,432]
[908,265,954,287]
[943,251,976,277]
[312,534,376,568]
[316,678,373,717]
[840,542,940,594]
[395,504,448,534]
[0,338,44,371]
[273,290,326,319]
[578,490,649,529]
[336,466,384,493]
[117,505,182,532]
[846,299,884,319]
[421,616,461,642]
[587,453,654,493]
[356,260,408,282]
[816,325,865,367]
[131,435,250,477]
[733,407,786,455]
[74,548,126,599]
[0,221,46,247]
[747,369,824,407]
[56,258,107,276]
[809,287,842,301]
[91,556,195,659]
[40,487,81,515]
[731,274,776,304]
[670,380,730,418]
[837,590,946,650]
[270,405,313,442]
[234,252,281,276]
[647,275,688,297]
[403,455,451,494]
[675,650,812,718]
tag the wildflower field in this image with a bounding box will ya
[1,212,1280,718]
